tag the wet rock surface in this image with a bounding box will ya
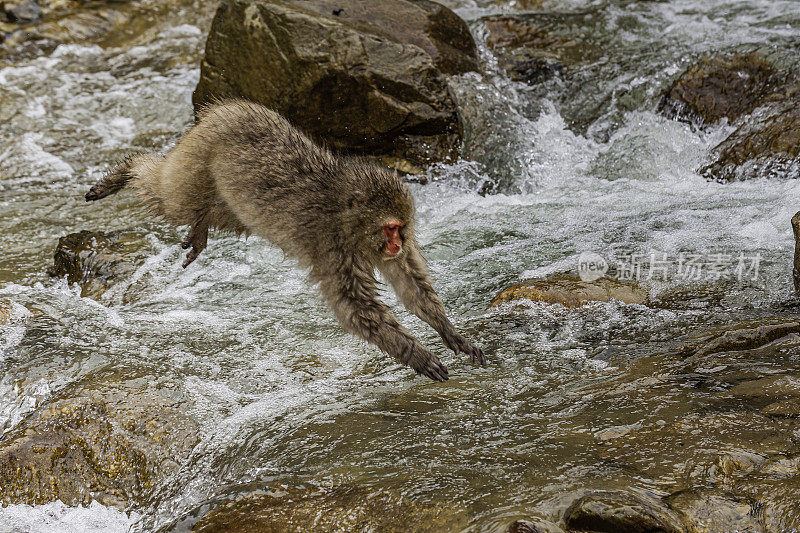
[192,0,478,167]
[666,490,766,533]
[0,0,214,62]
[658,52,800,181]
[699,99,800,181]
[677,318,800,358]
[658,53,787,125]
[563,491,684,533]
[483,15,597,85]
[187,484,467,532]
[490,275,648,308]
[47,230,150,299]
[0,376,199,508]
[507,517,566,533]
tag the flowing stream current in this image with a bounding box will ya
[1,0,800,531]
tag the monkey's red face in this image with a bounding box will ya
[382,221,405,260]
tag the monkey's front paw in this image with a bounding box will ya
[405,344,448,382]
[420,356,449,382]
[443,332,486,366]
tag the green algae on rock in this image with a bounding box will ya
[490,275,648,308]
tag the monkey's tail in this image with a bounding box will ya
[85,154,157,202]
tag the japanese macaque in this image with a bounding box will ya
[85,100,485,381]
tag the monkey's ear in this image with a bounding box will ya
[348,191,368,209]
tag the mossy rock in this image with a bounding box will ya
[0,377,198,508]
[490,275,648,308]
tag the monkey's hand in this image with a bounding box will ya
[442,331,486,366]
[402,342,449,382]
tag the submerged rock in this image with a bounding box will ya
[677,319,800,358]
[489,275,648,308]
[666,490,765,533]
[0,377,198,508]
[3,0,43,24]
[190,484,467,532]
[506,517,566,533]
[193,0,478,167]
[47,230,149,299]
[563,491,685,533]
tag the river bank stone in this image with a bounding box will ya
[193,0,478,167]
[0,377,198,508]
[490,275,648,308]
[190,483,467,532]
[47,230,149,299]
[0,0,215,63]
[563,491,685,533]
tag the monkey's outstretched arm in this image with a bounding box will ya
[379,244,486,366]
[318,268,450,381]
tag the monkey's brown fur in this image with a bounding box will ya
[86,100,484,381]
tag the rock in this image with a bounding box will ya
[3,0,42,24]
[0,0,214,62]
[489,275,647,308]
[793,212,800,295]
[483,15,595,84]
[658,52,800,181]
[190,484,467,532]
[699,99,800,181]
[677,319,800,358]
[658,53,786,125]
[666,490,765,533]
[0,377,198,508]
[507,517,566,533]
[192,0,478,167]
[563,491,685,533]
[762,399,800,417]
[47,230,149,299]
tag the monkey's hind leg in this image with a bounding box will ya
[181,223,208,268]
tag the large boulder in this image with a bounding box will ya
[193,0,478,167]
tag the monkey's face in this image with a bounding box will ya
[381,220,405,260]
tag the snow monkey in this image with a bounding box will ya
[85,100,485,381]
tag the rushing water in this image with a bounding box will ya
[1,0,800,531]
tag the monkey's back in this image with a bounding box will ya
[154,101,402,266]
